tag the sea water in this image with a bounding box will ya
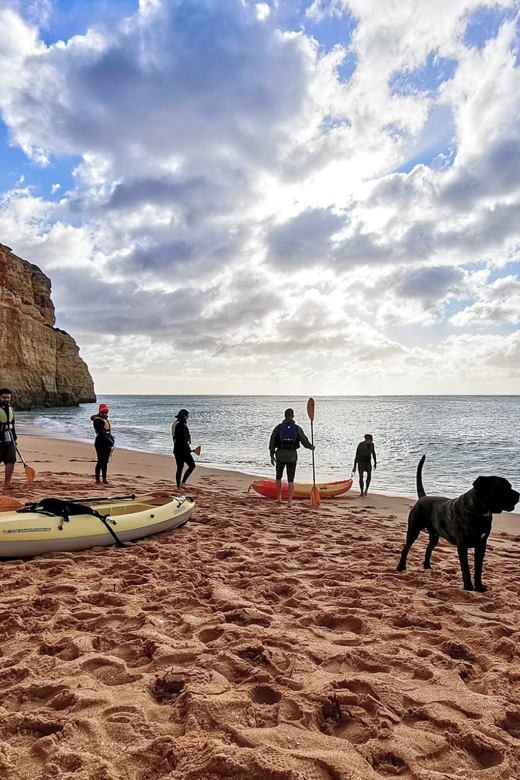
[16,395,520,503]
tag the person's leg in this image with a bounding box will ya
[364,465,372,496]
[94,442,102,482]
[358,467,365,496]
[4,461,15,489]
[182,453,196,484]
[275,461,285,503]
[100,448,111,483]
[174,452,184,488]
[286,463,296,507]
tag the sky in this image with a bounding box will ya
[1,0,520,395]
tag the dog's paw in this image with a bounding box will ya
[463,583,475,591]
[475,584,488,592]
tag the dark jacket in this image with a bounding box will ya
[172,420,191,452]
[91,415,115,448]
[269,419,313,463]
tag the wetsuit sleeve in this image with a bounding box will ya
[372,444,377,466]
[269,425,280,457]
[354,443,361,467]
[297,427,313,450]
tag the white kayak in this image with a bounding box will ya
[0,494,194,557]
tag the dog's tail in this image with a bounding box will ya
[416,455,426,499]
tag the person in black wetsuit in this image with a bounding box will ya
[90,403,115,484]
[353,433,377,497]
[172,409,196,489]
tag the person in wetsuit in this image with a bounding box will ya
[91,403,115,484]
[353,433,377,497]
[0,388,17,492]
[172,409,196,489]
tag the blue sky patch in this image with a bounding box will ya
[0,120,81,199]
[463,4,517,50]
[390,52,458,97]
[38,0,139,46]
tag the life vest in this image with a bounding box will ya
[93,416,111,434]
[171,420,179,441]
[0,405,14,431]
[279,421,299,449]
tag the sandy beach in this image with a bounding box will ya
[1,435,520,779]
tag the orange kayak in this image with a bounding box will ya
[249,479,353,500]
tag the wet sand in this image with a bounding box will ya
[1,436,520,779]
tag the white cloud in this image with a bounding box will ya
[0,0,520,393]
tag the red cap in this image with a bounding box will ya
[98,403,109,414]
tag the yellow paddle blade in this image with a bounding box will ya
[24,465,36,485]
[307,397,315,422]
[192,445,201,456]
[0,496,24,512]
[310,485,321,506]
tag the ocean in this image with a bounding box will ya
[15,395,520,505]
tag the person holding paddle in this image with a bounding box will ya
[0,388,17,491]
[269,408,314,507]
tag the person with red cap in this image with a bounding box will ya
[90,403,115,484]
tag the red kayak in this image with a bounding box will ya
[249,478,353,500]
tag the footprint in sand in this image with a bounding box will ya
[81,657,143,686]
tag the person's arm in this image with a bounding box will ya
[353,443,360,471]
[12,416,17,442]
[297,427,314,450]
[372,444,377,468]
[269,426,279,464]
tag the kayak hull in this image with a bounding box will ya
[250,479,353,500]
[0,496,194,558]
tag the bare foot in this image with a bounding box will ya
[4,483,14,491]
[276,498,282,505]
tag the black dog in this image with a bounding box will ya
[21,498,101,521]
[397,456,519,591]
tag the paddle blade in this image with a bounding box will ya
[306,397,315,422]
[24,465,36,485]
[192,445,201,456]
[310,484,321,506]
[0,496,24,512]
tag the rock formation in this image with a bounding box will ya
[0,243,96,410]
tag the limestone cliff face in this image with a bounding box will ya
[0,243,96,410]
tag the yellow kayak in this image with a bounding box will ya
[249,478,353,499]
[0,494,194,557]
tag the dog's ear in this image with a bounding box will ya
[473,476,489,493]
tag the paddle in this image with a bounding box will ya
[306,397,320,506]
[192,446,202,456]
[15,445,36,484]
[67,493,136,504]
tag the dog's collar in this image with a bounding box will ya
[472,491,492,515]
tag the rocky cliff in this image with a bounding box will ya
[0,243,96,410]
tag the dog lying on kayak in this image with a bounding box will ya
[396,456,519,591]
[19,498,101,521]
